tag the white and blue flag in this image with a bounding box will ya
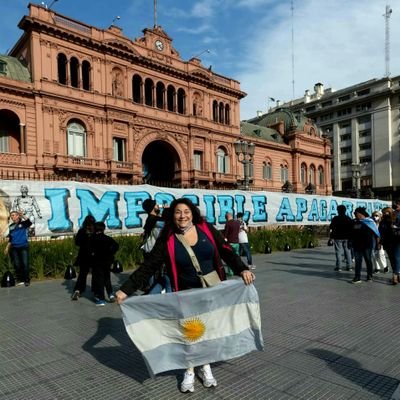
[120,279,264,376]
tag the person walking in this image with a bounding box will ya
[379,207,400,285]
[237,212,255,270]
[4,211,32,286]
[351,207,380,284]
[71,215,96,300]
[329,205,353,272]
[91,221,119,305]
[115,198,254,393]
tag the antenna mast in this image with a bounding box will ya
[384,5,392,77]
[291,0,295,99]
[154,0,158,28]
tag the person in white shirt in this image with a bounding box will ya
[237,212,255,270]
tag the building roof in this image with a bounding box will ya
[240,121,284,143]
[0,55,31,82]
[246,108,310,134]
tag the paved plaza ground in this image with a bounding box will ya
[1,245,400,399]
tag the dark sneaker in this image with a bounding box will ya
[384,267,389,273]
[334,267,342,272]
[95,299,106,306]
[71,290,80,301]
[366,277,373,282]
[108,294,116,303]
[352,278,362,284]
[346,267,353,271]
[24,281,30,287]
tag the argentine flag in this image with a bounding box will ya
[120,279,264,376]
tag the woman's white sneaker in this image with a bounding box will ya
[198,365,217,388]
[180,371,195,393]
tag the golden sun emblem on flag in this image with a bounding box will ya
[181,317,206,342]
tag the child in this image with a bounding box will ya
[91,222,119,306]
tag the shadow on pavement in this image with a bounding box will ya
[307,348,399,398]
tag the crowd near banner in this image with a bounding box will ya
[0,180,391,237]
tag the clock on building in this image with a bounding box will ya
[154,39,164,51]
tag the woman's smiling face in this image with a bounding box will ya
[173,203,193,229]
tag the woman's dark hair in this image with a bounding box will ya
[82,215,96,228]
[162,198,204,234]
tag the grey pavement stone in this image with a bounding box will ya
[1,245,400,399]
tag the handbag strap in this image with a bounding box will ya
[175,233,203,275]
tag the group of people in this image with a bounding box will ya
[329,200,400,284]
[71,216,119,305]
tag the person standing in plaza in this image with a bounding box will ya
[371,210,387,274]
[115,198,254,393]
[91,221,119,305]
[223,212,240,255]
[71,215,96,300]
[379,207,400,285]
[237,212,255,270]
[351,207,380,284]
[4,211,32,286]
[329,205,353,272]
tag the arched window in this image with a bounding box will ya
[67,121,86,157]
[156,82,165,109]
[263,161,272,180]
[70,57,79,88]
[167,85,175,111]
[212,100,218,122]
[216,147,228,174]
[300,163,307,184]
[309,164,316,185]
[318,166,324,185]
[219,102,224,124]
[57,53,67,85]
[280,164,288,182]
[82,60,91,91]
[132,74,142,103]
[224,104,230,125]
[145,78,154,106]
[177,88,185,114]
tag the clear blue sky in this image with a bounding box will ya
[1,1,399,119]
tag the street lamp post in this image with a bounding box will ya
[234,140,255,190]
[351,163,361,198]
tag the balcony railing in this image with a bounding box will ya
[54,154,107,171]
[108,160,134,173]
[0,152,22,165]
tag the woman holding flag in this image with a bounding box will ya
[116,198,255,393]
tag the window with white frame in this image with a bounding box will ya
[113,137,126,161]
[263,162,272,180]
[216,148,228,173]
[193,151,202,170]
[0,130,9,153]
[280,164,288,182]
[318,166,324,185]
[67,121,86,157]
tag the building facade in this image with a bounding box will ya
[0,4,331,194]
[270,79,400,199]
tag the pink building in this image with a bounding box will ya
[0,4,331,194]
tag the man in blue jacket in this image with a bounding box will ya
[4,211,32,286]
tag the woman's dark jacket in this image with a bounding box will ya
[120,221,248,296]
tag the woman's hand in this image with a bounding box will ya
[115,290,128,304]
[240,270,255,285]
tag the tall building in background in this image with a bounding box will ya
[0,3,331,194]
[270,78,400,200]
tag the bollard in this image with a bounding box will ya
[1,271,16,287]
[284,243,291,251]
[112,260,123,273]
[308,241,314,249]
[327,238,334,246]
[64,265,77,280]
[264,242,272,254]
